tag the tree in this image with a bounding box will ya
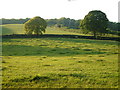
[46,19,58,27]
[58,17,69,27]
[57,17,80,29]
[80,10,109,38]
[24,16,47,35]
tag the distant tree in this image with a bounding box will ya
[80,10,109,38]
[46,19,58,26]
[1,18,30,25]
[57,17,80,29]
[74,20,81,29]
[58,17,69,27]
[108,22,120,31]
[24,16,47,35]
[55,24,62,28]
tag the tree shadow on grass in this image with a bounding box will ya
[2,36,118,46]
[48,37,118,45]
[2,27,15,35]
[3,44,106,56]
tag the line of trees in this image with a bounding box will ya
[0,18,80,29]
[1,10,120,38]
[0,18,30,24]
[46,17,81,29]
[1,18,119,32]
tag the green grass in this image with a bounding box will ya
[1,24,82,35]
[45,27,82,35]
[2,37,119,88]
[1,24,119,88]
[1,24,119,38]
[1,24,24,35]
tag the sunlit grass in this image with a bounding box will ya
[1,24,81,35]
[2,38,119,88]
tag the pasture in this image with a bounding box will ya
[1,24,24,35]
[2,37,119,88]
[1,24,119,38]
[1,24,81,35]
[1,24,119,88]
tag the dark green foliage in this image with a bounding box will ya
[81,10,109,38]
[108,22,120,31]
[1,17,119,35]
[46,17,80,29]
[24,16,47,35]
[57,17,80,29]
[107,22,120,35]
[1,16,119,37]
[46,19,58,26]
[1,18,80,29]
[1,18,30,24]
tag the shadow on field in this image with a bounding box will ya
[2,27,14,35]
[3,44,106,56]
[47,38,118,45]
[1,34,120,41]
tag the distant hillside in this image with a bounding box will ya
[1,24,24,35]
[1,24,81,35]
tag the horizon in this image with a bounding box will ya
[1,0,119,22]
[0,17,119,23]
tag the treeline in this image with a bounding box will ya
[107,22,120,35]
[46,17,80,29]
[1,17,80,29]
[0,18,120,32]
[108,22,120,31]
[0,18,30,24]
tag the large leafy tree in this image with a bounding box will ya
[24,16,47,35]
[80,10,109,38]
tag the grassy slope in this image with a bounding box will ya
[1,24,81,35]
[2,37,118,88]
[1,24,119,38]
[45,27,83,35]
[1,24,24,35]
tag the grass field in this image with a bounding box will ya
[1,24,24,35]
[1,24,82,35]
[1,24,119,38]
[2,37,119,88]
[1,24,119,88]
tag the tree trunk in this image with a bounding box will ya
[40,32,43,35]
[93,31,97,38]
[36,32,39,36]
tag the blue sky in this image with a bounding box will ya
[1,0,119,22]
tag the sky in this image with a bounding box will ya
[1,0,119,22]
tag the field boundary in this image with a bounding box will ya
[1,34,119,41]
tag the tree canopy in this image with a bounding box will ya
[24,16,47,35]
[80,10,109,38]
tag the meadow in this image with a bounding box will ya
[1,24,24,35]
[1,24,119,38]
[1,24,119,88]
[1,24,81,35]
